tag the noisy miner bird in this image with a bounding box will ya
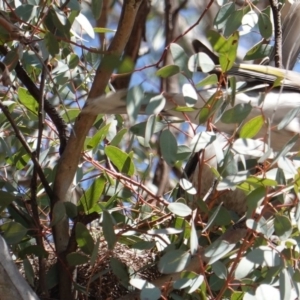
[83,2,300,216]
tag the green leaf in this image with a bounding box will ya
[0,191,15,213]
[86,123,111,150]
[277,106,300,130]
[46,264,58,290]
[173,278,192,290]
[158,250,191,274]
[258,7,272,39]
[231,291,244,300]
[91,0,103,20]
[145,94,166,115]
[74,12,94,39]
[221,103,252,124]
[64,202,78,219]
[102,210,116,250]
[44,31,60,56]
[105,145,135,176]
[274,215,292,240]
[76,222,95,255]
[1,221,28,244]
[19,245,49,259]
[79,176,106,213]
[239,115,264,138]
[246,186,266,212]
[156,65,180,78]
[132,241,156,250]
[50,202,66,227]
[67,252,89,266]
[15,4,39,23]
[148,228,183,235]
[67,53,79,69]
[179,178,197,195]
[280,268,292,300]
[244,41,272,61]
[198,92,223,124]
[130,119,166,137]
[110,257,129,286]
[90,237,100,265]
[204,239,237,265]
[207,30,239,71]
[141,286,161,300]
[159,130,178,166]
[188,52,215,73]
[130,279,161,299]
[176,145,192,161]
[170,43,192,78]
[23,258,34,286]
[256,284,280,299]
[235,246,280,279]
[214,2,235,30]
[212,261,228,280]
[195,74,218,88]
[18,87,38,114]
[93,27,116,33]
[186,274,204,294]
[224,9,245,37]
[190,221,198,255]
[66,0,80,11]
[168,202,192,217]
[126,85,144,122]
[182,83,198,107]
[190,131,216,153]
[144,114,157,147]
[110,128,127,146]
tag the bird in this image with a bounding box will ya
[82,1,300,216]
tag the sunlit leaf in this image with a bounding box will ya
[156,65,180,78]
[158,250,191,274]
[240,115,264,138]
[196,74,218,88]
[105,145,135,176]
[188,52,215,73]
[168,202,192,217]
[170,43,192,78]
[86,124,111,150]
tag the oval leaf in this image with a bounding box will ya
[158,250,191,274]
[159,129,178,166]
[156,65,180,78]
[168,202,192,217]
[240,115,264,138]
[67,252,89,266]
[75,222,95,255]
[105,145,135,176]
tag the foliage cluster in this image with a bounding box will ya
[0,1,299,299]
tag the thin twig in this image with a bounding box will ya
[30,59,48,297]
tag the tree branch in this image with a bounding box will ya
[269,0,282,68]
[52,1,143,298]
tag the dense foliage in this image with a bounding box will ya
[0,1,299,299]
